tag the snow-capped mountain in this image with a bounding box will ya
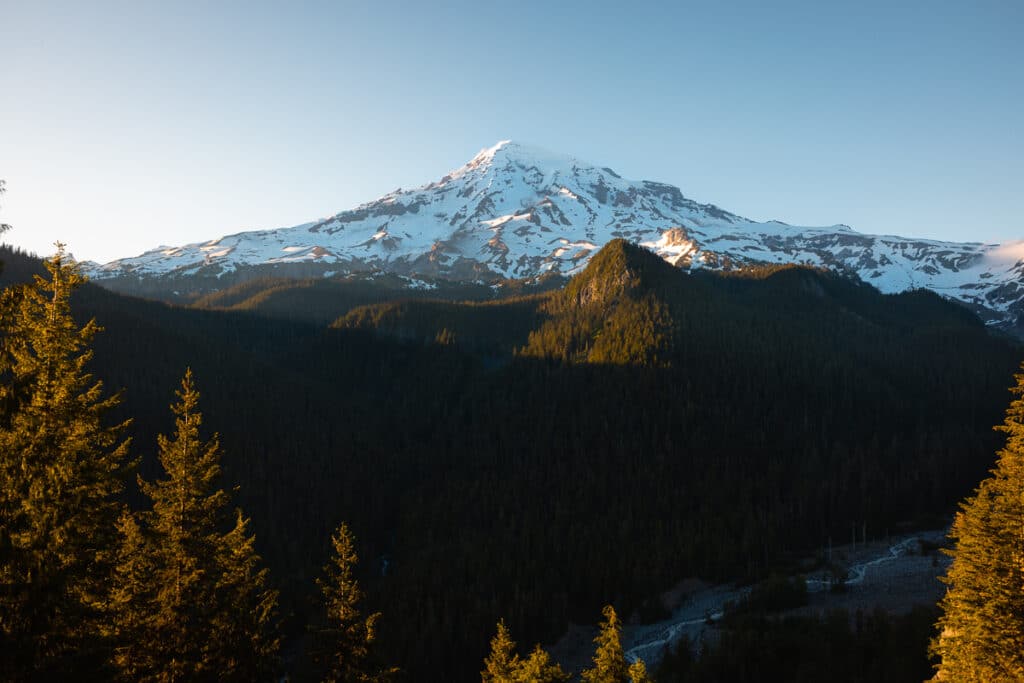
[84,141,1023,327]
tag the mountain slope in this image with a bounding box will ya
[83,141,1023,328]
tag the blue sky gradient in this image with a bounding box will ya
[1,0,1021,262]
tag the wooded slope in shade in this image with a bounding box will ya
[1,242,1020,681]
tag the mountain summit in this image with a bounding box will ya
[84,141,1023,328]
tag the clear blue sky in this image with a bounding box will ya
[2,0,1021,263]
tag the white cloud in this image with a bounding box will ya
[985,240,1024,265]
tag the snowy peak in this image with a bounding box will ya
[461,140,578,173]
[84,141,1023,329]
[463,139,516,170]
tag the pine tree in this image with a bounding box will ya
[210,508,281,680]
[315,522,396,683]
[481,620,569,683]
[518,644,571,683]
[0,245,131,679]
[106,511,155,679]
[581,605,653,683]
[627,660,655,683]
[481,620,520,683]
[931,363,1024,681]
[112,369,279,682]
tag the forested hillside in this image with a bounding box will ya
[189,274,529,325]
[1,242,1019,680]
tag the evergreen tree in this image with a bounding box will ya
[518,645,571,683]
[106,511,155,679]
[481,620,568,683]
[581,605,653,683]
[932,363,1024,681]
[210,508,280,680]
[0,245,131,679]
[111,369,279,682]
[315,522,396,683]
[481,620,520,683]
[627,660,655,683]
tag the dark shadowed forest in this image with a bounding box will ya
[1,241,1021,681]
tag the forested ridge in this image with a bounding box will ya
[1,241,1021,680]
